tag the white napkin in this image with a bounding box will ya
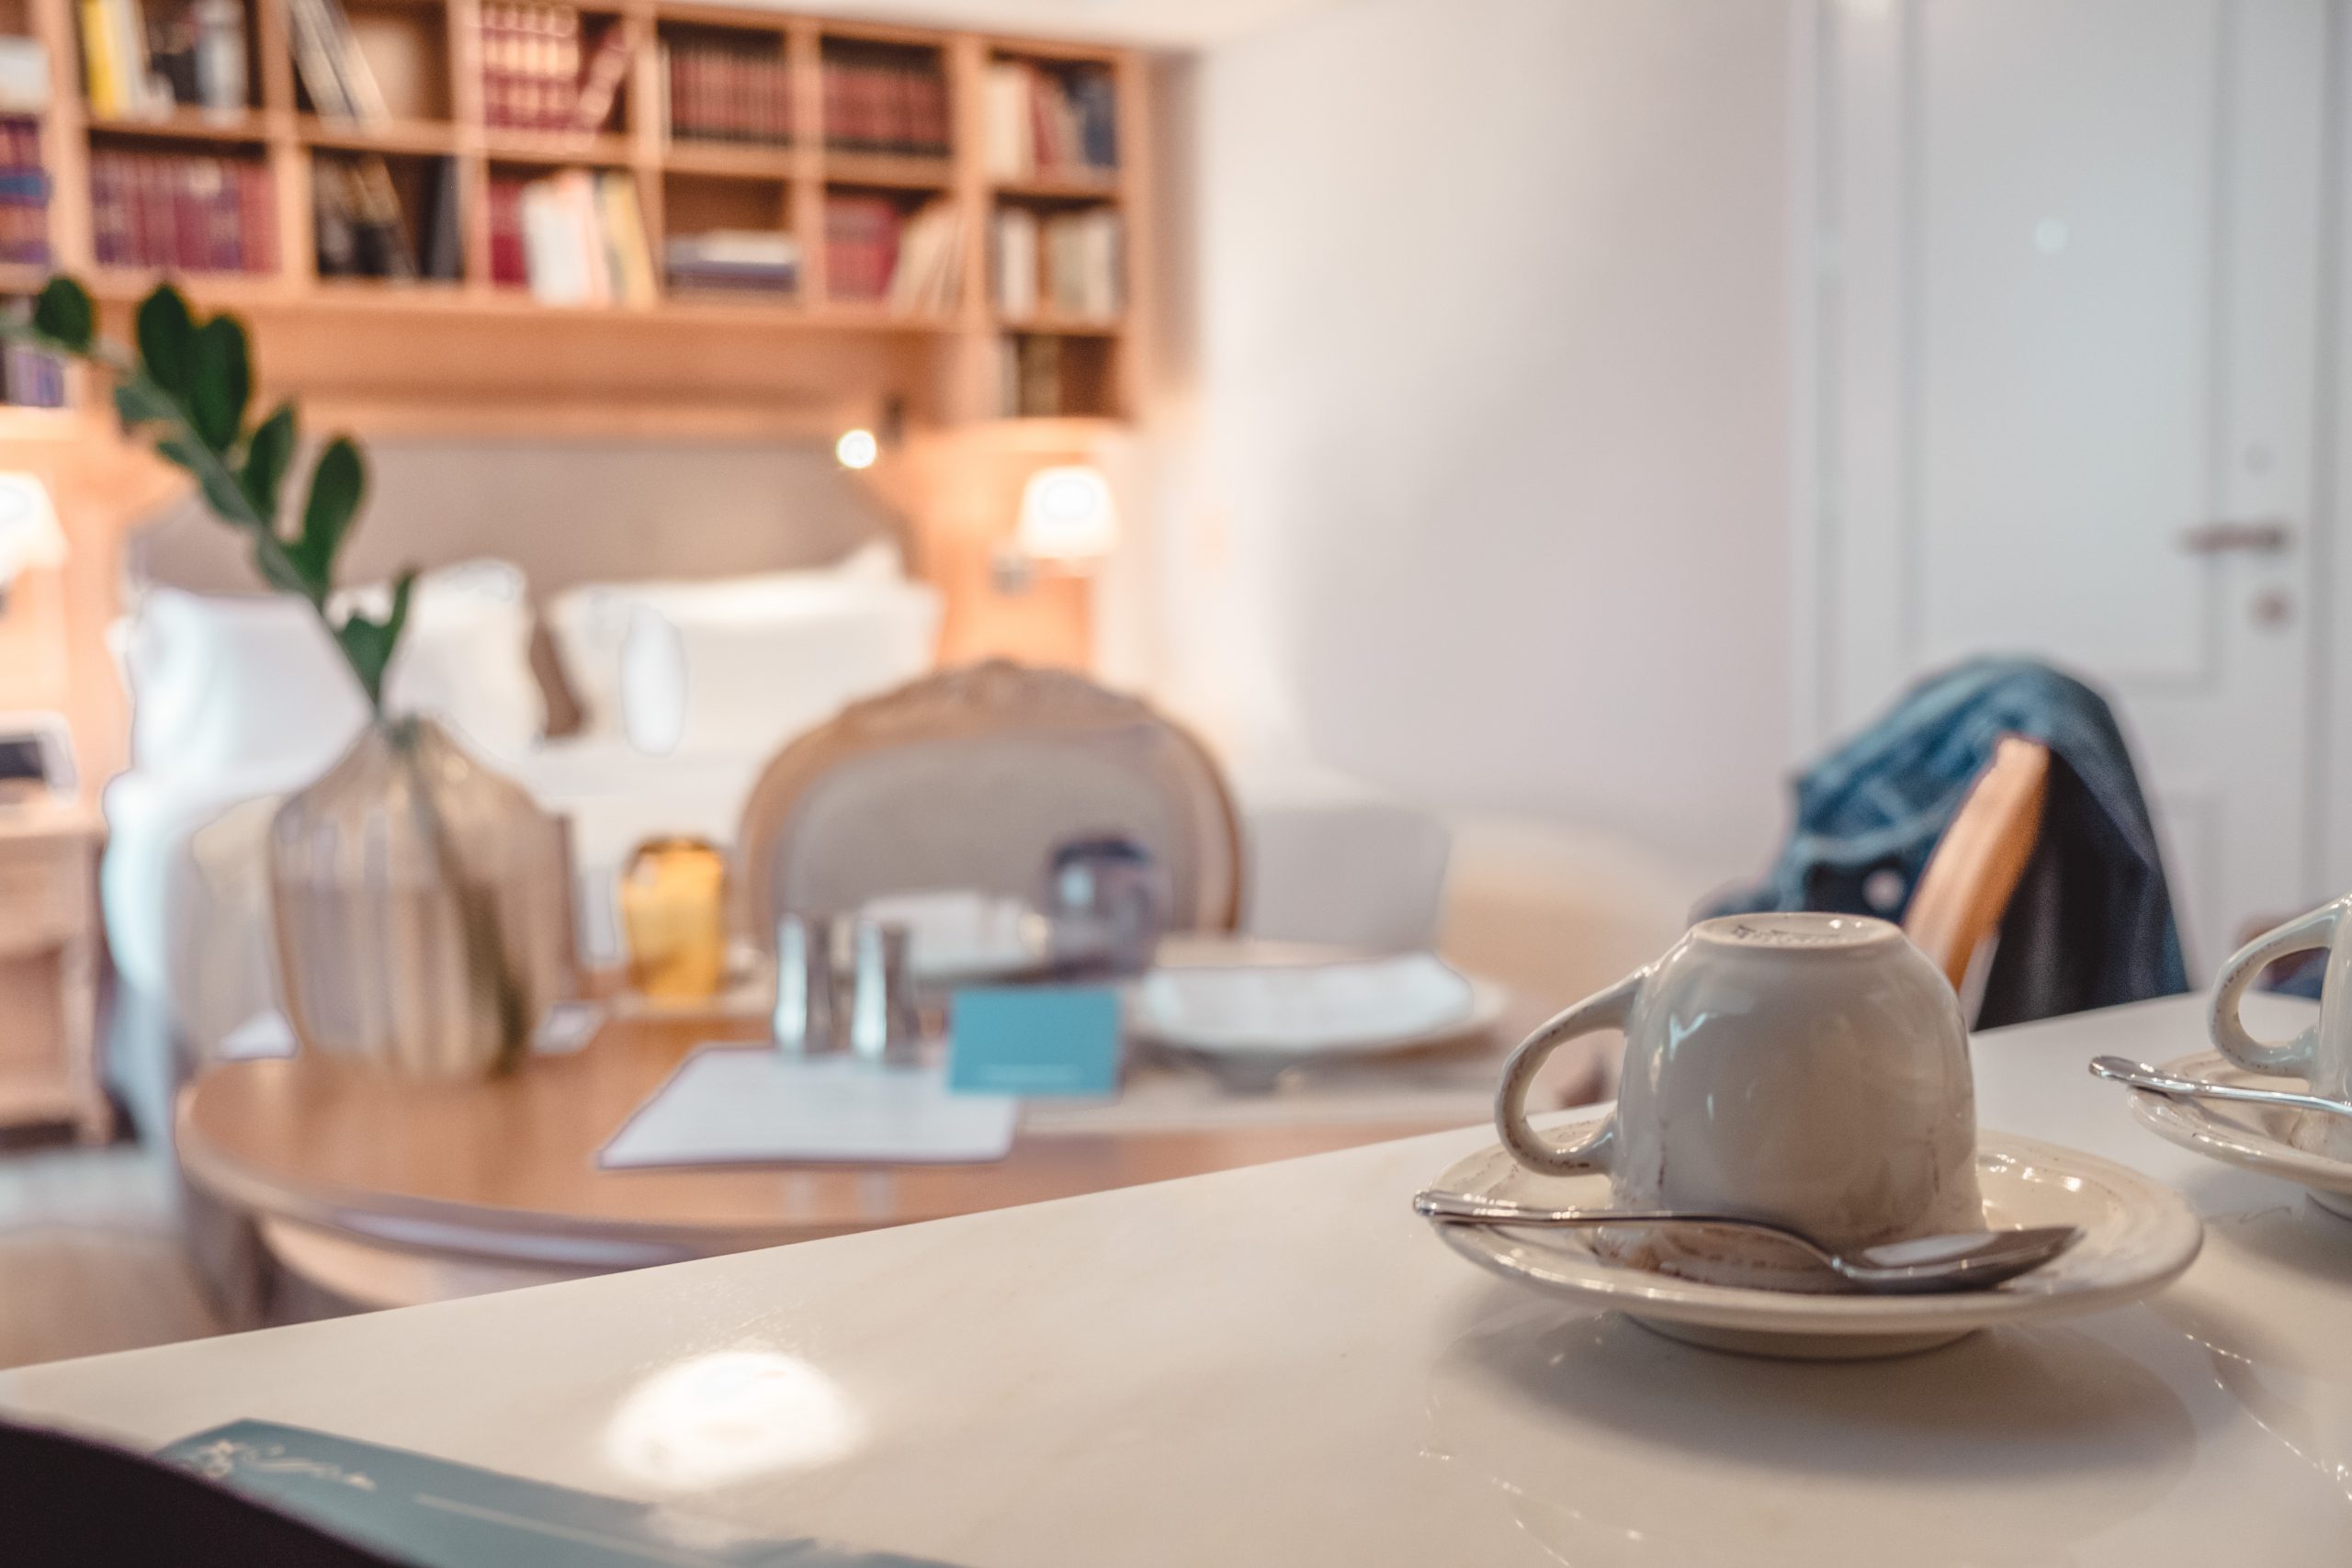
[599,1046,1019,1168]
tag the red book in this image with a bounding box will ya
[489,177,526,286]
[239,163,276,273]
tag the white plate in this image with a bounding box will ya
[2126,1048,2352,1220]
[1134,953,1505,1063]
[1423,1131,2203,1359]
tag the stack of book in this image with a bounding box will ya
[820,50,949,157]
[81,0,248,119]
[90,149,275,272]
[983,61,1116,179]
[481,4,630,133]
[489,167,654,307]
[665,41,791,145]
[0,117,49,266]
[315,154,460,281]
[990,206,1118,319]
[664,230,797,295]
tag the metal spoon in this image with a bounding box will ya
[2089,1055,2352,1121]
[1411,1190,2082,1293]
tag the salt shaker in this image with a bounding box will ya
[772,912,839,1056]
[847,918,923,1066]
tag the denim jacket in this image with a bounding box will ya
[1712,658,2188,1027]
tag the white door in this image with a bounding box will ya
[1813,0,2331,973]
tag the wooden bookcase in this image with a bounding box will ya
[0,0,1149,434]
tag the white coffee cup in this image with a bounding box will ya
[1495,912,1984,1287]
[2211,895,2352,1157]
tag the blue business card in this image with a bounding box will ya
[947,985,1123,1097]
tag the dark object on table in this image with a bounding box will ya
[1712,657,2187,1027]
[1045,834,1167,976]
[0,1416,405,1567]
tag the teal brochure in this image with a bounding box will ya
[159,1421,960,1568]
[946,985,1123,1096]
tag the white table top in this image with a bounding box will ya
[7,991,2350,1566]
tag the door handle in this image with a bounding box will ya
[2178,517,2294,556]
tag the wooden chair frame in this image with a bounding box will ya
[1905,735,2053,995]
[733,660,1244,945]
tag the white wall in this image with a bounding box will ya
[1148,0,1799,879]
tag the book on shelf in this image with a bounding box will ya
[148,0,248,119]
[481,4,626,134]
[0,117,50,266]
[820,50,948,158]
[991,205,1118,320]
[493,167,654,307]
[1001,331,1062,417]
[81,0,164,119]
[90,147,274,273]
[0,301,66,406]
[664,40,792,147]
[288,0,388,122]
[664,229,797,295]
[314,153,460,282]
[984,60,1116,180]
[888,201,959,315]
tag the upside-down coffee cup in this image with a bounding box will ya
[2211,894,2352,1159]
[1494,913,1985,1289]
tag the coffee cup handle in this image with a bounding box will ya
[1496,974,1640,1177]
[2211,903,2339,1078]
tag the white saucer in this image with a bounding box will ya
[1423,1131,2202,1359]
[2126,1049,2352,1220]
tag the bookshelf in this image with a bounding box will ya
[0,0,1148,430]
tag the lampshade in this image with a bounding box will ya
[1015,465,1119,565]
[0,471,63,588]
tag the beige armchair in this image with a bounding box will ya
[735,661,1242,943]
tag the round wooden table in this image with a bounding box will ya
[175,976,1593,1311]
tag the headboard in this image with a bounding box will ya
[127,436,904,598]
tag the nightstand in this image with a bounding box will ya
[0,796,109,1142]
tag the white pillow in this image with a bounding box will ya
[124,587,368,782]
[124,561,544,783]
[617,581,940,757]
[365,559,545,761]
[548,540,909,741]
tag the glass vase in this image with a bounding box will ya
[268,715,570,1077]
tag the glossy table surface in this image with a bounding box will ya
[175,947,1585,1270]
[9,992,2352,1566]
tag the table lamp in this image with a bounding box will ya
[995,464,1119,592]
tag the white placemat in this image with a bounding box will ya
[599,1046,1021,1168]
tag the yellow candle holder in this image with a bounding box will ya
[618,837,729,1001]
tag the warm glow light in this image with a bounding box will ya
[603,1350,864,1491]
[1016,464,1119,565]
[835,428,879,469]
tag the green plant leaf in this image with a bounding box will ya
[334,568,414,711]
[295,435,365,584]
[252,536,313,598]
[187,314,251,453]
[31,277,92,352]
[134,286,196,397]
[159,435,255,524]
[239,401,297,527]
[112,378,177,432]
